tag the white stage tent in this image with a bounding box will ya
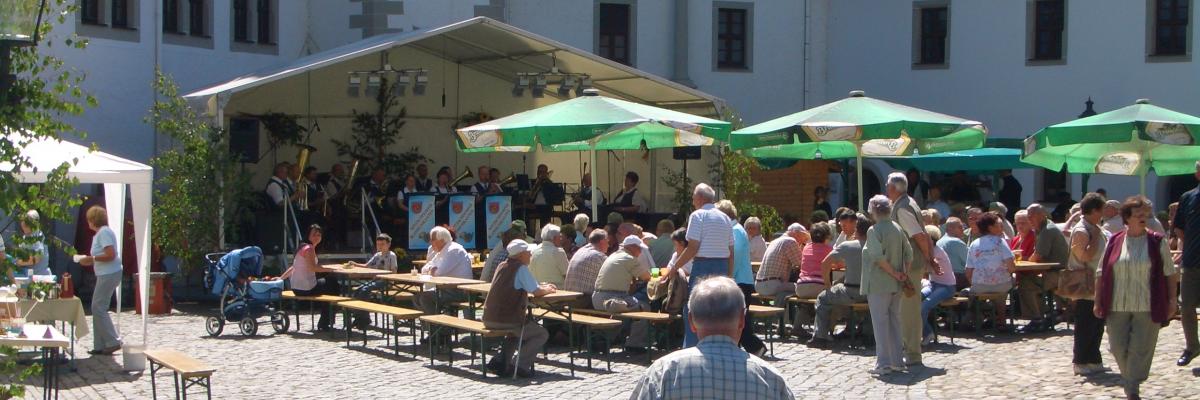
[5,132,153,366]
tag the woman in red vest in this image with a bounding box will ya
[1094,196,1179,400]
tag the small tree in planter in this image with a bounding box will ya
[333,77,429,176]
[148,73,251,280]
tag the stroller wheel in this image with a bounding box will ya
[271,311,290,334]
[205,317,224,337]
[239,317,258,337]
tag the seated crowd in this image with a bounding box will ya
[276,161,1200,400]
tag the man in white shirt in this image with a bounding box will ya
[574,173,606,215]
[414,227,475,316]
[611,171,649,219]
[529,224,569,286]
[265,162,300,208]
[1102,200,1124,236]
[666,183,734,348]
[745,217,767,263]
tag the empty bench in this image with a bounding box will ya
[338,300,424,356]
[748,304,787,356]
[530,307,623,372]
[418,314,513,377]
[281,290,350,332]
[145,349,216,400]
[573,308,679,364]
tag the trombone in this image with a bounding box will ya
[529,170,553,202]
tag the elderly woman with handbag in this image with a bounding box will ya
[1093,196,1178,400]
[1061,193,1108,376]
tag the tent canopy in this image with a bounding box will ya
[8,132,154,361]
[183,17,724,117]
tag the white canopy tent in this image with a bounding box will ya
[5,133,153,365]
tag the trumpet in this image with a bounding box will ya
[449,166,473,187]
[294,144,317,210]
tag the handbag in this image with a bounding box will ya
[1058,227,1096,300]
[662,269,690,314]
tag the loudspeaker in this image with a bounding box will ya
[673,146,702,160]
[229,117,259,163]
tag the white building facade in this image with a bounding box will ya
[43,0,1199,211]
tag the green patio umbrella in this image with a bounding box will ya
[1022,99,1200,194]
[732,90,987,210]
[882,147,1035,172]
[455,89,731,221]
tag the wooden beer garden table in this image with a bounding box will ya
[410,260,487,279]
[321,264,393,296]
[378,273,483,312]
[1013,260,1061,273]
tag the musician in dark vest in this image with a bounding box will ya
[415,163,433,191]
[482,239,557,378]
[573,172,606,216]
[610,171,647,221]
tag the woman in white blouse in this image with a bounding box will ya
[1093,196,1178,399]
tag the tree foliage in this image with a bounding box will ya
[707,109,784,236]
[332,77,429,177]
[148,72,251,271]
[0,1,94,396]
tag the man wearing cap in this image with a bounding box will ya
[483,239,557,378]
[755,223,808,320]
[667,183,735,348]
[593,235,653,352]
[990,202,1015,239]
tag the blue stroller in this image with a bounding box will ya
[203,246,289,336]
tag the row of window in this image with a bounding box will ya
[915,0,1192,67]
[77,0,276,49]
[596,2,753,71]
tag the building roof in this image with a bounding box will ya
[183,17,725,117]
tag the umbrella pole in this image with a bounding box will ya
[1140,173,1146,196]
[590,145,599,224]
[856,143,864,211]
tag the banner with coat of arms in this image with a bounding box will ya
[448,193,476,249]
[484,194,512,249]
[407,193,436,250]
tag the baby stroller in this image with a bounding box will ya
[203,246,289,336]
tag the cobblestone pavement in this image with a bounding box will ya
[10,306,1200,399]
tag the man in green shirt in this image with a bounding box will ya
[1019,204,1070,332]
[592,236,653,352]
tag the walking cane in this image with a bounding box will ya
[512,322,526,380]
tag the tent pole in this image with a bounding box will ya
[855,143,864,211]
[590,145,599,224]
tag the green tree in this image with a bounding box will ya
[707,109,784,236]
[0,1,94,396]
[332,77,429,176]
[148,72,251,272]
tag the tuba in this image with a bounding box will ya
[448,166,473,187]
[498,173,516,187]
[294,144,317,210]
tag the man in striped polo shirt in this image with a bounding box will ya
[664,183,734,348]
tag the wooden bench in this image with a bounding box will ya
[144,349,216,400]
[929,296,970,345]
[338,301,424,355]
[281,290,351,332]
[792,298,870,347]
[563,308,679,363]
[968,292,1011,335]
[530,308,623,371]
[418,314,514,378]
[747,305,787,356]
